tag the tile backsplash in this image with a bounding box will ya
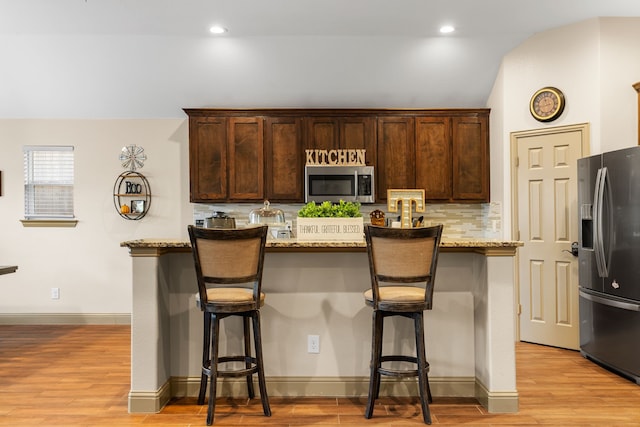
[193,201,502,239]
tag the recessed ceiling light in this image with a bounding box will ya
[439,25,455,34]
[209,26,228,35]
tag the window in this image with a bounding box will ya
[23,146,74,219]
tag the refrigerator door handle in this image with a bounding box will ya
[593,167,606,277]
[580,289,640,312]
[599,167,611,277]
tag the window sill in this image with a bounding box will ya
[20,219,78,228]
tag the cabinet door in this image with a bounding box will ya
[305,117,339,151]
[265,117,304,201]
[340,117,376,166]
[189,116,227,202]
[376,117,415,201]
[415,116,452,200]
[452,115,489,201]
[228,117,264,200]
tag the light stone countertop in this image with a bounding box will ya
[120,237,522,256]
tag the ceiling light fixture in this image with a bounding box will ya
[209,25,228,35]
[439,25,455,34]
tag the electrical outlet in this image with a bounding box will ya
[51,287,60,300]
[307,335,320,354]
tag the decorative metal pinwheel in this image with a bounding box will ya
[119,144,147,171]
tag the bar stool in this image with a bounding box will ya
[187,225,271,425]
[363,224,443,425]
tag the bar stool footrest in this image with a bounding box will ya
[377,355,429,378]
[202,355,259,378]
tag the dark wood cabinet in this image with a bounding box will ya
[376,117,415,200]
[377,112,490,203]
[305,116,377,166]
[188,115,263,202]
[265,117,304,201]
[305,117,339,151]
[415,116,452,200]
[186,108,490,204]
[228,117,264,200]
[189,116,228,202]
[340,117,377,166]
[452,115,489,201]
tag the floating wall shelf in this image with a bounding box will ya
[113,171,151,220]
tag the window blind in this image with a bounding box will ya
[23,146,75,219]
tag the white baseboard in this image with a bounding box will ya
[129,381,172,413]
[174,375,477,399]
[129,376,519,415]
[128,375,478,413]
[475,380,519,413]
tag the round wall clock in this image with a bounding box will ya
[529,87,565,122]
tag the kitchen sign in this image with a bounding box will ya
[305,149,366,166]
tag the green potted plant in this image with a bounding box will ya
[296,201,364,242]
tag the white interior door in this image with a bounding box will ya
[511,124,589,350]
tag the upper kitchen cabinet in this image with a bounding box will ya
[379,111,489,203]
[415,116,452,200]
[304,116,377,166]
[340,117,377,166]
[228,117,264,200]
[187,111,264,202]
[188,115,228,202]
[376,116,416,200]
[186,108,489,204]
[265,117,304,201]
[451,114,489,201]
[305,117,339,151]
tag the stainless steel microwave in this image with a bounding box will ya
[304,165,375,204]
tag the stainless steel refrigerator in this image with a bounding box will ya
[578,145,640,384]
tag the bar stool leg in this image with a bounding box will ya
[414,312,432,425]
[198,312,211,405]
[207,314,220,426]
[252,311,271,416]
[365,310,383,419]
[243,315,255,399]
[374,313,384,400]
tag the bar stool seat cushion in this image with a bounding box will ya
[364,286,424,304]
[203,288,266,305]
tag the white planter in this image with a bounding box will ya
[296,217,365,242]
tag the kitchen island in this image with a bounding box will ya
[121,237,521,415]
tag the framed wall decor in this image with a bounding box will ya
[131,200,145,214]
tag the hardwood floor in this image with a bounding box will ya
[1,324,640,425]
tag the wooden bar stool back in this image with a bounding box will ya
[363,224,443,425]
[188,225,271,425]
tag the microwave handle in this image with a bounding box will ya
[354,171,359,197]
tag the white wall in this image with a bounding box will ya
[600,18,640,150]
[0,119,190,314]
[488,17,640,236]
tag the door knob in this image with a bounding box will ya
[562,241,579,257]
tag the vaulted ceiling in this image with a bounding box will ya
[2,0,640,117]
